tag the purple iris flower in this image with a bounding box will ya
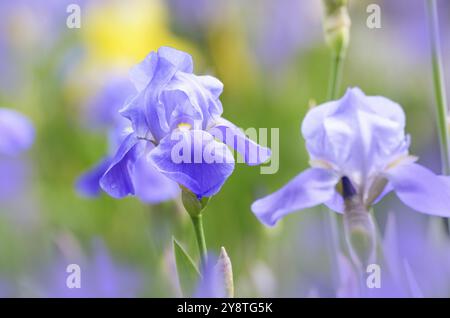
[76,77,180,204]
[99,46,270,199]
[0,108,34,201]
[252,87,450,226]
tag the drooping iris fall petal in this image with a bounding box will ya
[150,130,235,198]
[384,163,450,217]
[252,168,339,226]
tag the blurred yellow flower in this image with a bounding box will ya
[82,0,193,67]
[65,0,197,111]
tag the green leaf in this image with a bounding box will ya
[173,237,200,296]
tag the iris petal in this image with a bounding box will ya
[158,46,194,73]
[133,153,180,203]
[149,130,235,198]
[209,118,271,166]
[123,48,192,141]
[129,47,193,92]
[76,157,112,197]
[385,163,450,217]
[163,72,223,129]
[301,88,408,182]
[100,134,144,198]
[324,191,345,213]
[251,168,339,226]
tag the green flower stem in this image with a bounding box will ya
[327,51,346,100]
[426,0,450,175]
[191,214,208,268]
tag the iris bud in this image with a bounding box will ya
[181,186,210,218]
[322,0,351,57]
[215,247,234,298]
[342,177,376,269]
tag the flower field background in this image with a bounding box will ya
[0,0,450,297]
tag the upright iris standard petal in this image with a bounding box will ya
[129,47,193,92]
[0,108,34,156]
[210,118,271,166]
[124,47,195,141]
[159,87,204,131]
[129,51,159,92]
[251,168,340,226]
[384,163,450,217]
[122,57,179,140]
[76,157,112,197]
[158,46,194,73]
[196,75,224,99]
[150,130,235,198]
[100,134,144,198]
[163,72,224,128]
[301,88,408,185]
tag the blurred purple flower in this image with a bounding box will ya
[0,108,34,201]
[252,87,450,226]
[250,0,321,70]
[194,255,226,298]
[167,0,321,70]
[167,0,221,32]
[0,158,31,202]
[381,0,450,58]
[45,240,141,298]
[76,77,180,204]
[0,0,87,92]
[99,46,270,199]
[0,108,34,156]
[86,77,136,129]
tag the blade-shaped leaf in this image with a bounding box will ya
[173,237,200,296]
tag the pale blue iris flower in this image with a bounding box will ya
[252,87,450,226]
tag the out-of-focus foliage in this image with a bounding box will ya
[0,0,449,297]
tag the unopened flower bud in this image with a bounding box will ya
[215,247,234,298]
[181,186,210,218]
[342,177,376,269]
[322,0,351,57]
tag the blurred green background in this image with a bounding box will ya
[0,0,448,297]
